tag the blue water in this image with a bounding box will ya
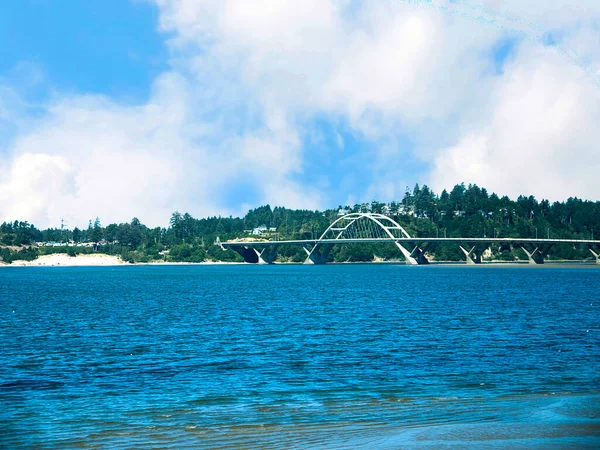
[1,264,599,448]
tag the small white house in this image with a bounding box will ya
[252,225,268,235]
[398,205,415,216]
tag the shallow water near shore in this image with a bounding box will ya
[1,265,599,448]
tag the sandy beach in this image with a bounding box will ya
[3,254,126,267]
[0,254,249,267]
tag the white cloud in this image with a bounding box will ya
[480,0,600,29]
[151,0,509,205]
[159,0,501,130]
[0,153,75,226]
[0,71,322,228]
[2,0,600,229]
[429,41,600,200]
[0,79,185,228]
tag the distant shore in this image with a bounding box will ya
[1,252,598,267]
[0,254,245,267]
[2,254,125,267]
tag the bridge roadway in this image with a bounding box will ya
[219,237,600,265]
[221,237,600,247]
[219,211,600,265]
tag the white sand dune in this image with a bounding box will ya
[5,254,125,267]
[1,254,248,266]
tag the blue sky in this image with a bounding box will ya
[1,0,599,228]
[0,0,168,102]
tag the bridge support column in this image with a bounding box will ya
[259,247,278,264]
[396,243,418,265]
[230,246,261,264]
[303,244,331,264]
[521,244,553,265]
[231,246,276,264]
[255,248,269,264]
[590,247,600,265]
[412,245,430,265]
[460,245,482,265]
[395,243,429,265]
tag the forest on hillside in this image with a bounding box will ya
[1,183,599,264]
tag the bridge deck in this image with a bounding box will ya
[219,212,600,265]
[221,237,600,247]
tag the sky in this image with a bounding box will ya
[1,0,599,229]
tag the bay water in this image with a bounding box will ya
[1,264,599,448]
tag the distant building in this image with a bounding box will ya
[252,225,268,235]
[397,205,415,216]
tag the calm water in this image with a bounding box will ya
[1,264,599,448]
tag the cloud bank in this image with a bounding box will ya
[1,0,599,228]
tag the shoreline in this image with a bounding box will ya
[0,254,243,267]
[1,253,598,267]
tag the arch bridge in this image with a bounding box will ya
[218,213,600,265]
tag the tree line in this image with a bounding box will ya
[1,183,599,264]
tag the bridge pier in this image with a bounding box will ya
[412,245,430,265]
[590,247,600,265]
[460,245,482,265]
[303,244,331,264]
[232,246,277,264]
[395,243,418,265]
[260,247,278,264]
[520,244,553,265]
[396,242,429,265]
[231,246,261,264]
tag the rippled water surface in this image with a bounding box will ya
[1,264,599,448]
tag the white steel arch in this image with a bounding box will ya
[317,212,412,241]
[304,213,420,264]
